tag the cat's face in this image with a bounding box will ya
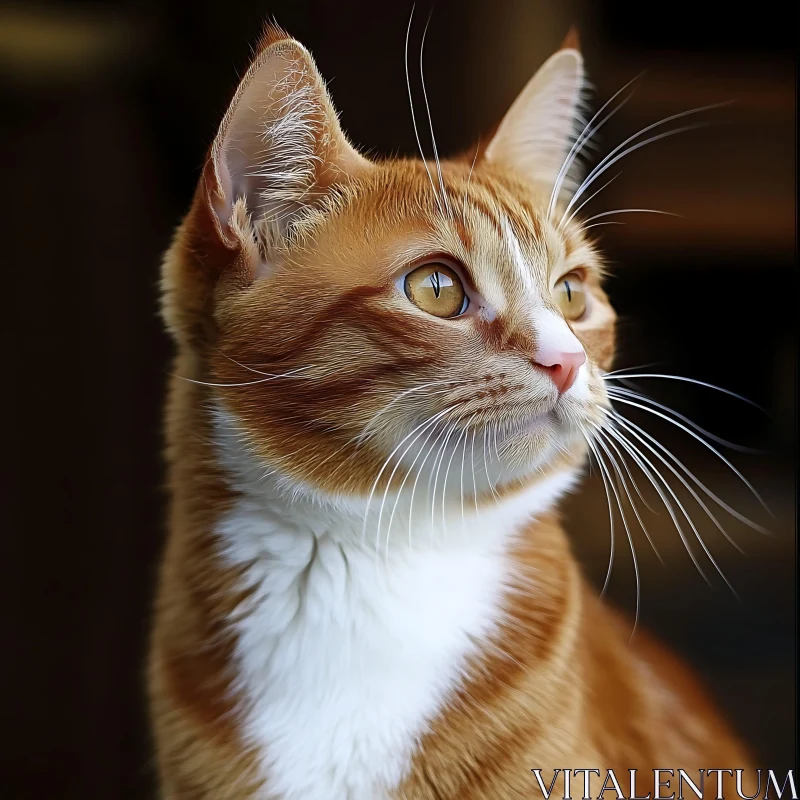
[165,28,616,505]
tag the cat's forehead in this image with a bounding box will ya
[429,187,580,314]
[319,159,597,309]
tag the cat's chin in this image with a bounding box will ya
[494,412,588,479]
[515,409,557,434]
[499,406,582,446]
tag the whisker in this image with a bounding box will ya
[426,417,453,497]
[609,412,770,535]
[358,377,473,442]
[459,416,474,536]
[601,421,712,585]
[404,6,444,215]
[361,405,456,548]
[442,425,470,538]
[548,74,642,219]
[607,415,747,556]
[594,425,662,559]
[591,429,641,634]
[606,386,763,453]
[582,221,625,231]
[420,11,451,216]
[605,416,741,599]
[407,422,453,549]
[171,364,314,388]
[384,410,452,557]
[564,101,731,221]
[212,349,282,378]
[430,420,462,540]
[559,172,622,231]
[470,428,479,514]
[593,417,658,514]
[462,139,480,221]
[482,427,500,501]
[313,381,472,477]
[566,123,707,220]
[580,208,680,226]
[602,362,664,377]
[608,394,773,517]
[581,428,617,596]
[376,416,446,557]
[603,373,767,413]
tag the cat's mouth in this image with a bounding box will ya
[495,398,591,444]
[495,396,576,430]
[484,407,559,446]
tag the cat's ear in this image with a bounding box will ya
[484,30,586,195]
[205,26,370,251]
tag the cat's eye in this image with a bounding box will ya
[403,263,468,318]
[553,272,587,321]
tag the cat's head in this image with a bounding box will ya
[162,25,616,507]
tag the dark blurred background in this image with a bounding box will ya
[0,1,795,797]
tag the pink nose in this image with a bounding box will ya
[532,348,586,395]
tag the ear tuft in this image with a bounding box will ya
[257,20,293,51]
[484,42,587,199]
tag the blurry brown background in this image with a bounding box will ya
[0,1,795,797]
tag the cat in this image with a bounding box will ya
[148,23,756,800]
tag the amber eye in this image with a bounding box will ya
[554,272,587,321]
[403,263,468,318]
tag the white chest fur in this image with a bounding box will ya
[213,414,580,799]
[220,502,506,799]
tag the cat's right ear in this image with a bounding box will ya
[202,26,371,261]
[483,30,586,198]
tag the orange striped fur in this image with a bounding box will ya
[149,24,753,799]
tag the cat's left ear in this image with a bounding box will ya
[205,26,371,253]
[484,30,586,195]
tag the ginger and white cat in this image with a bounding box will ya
[149,24,753,800]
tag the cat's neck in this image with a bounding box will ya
[206,406,582,799]
[211,403,582,555]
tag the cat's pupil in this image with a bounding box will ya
[431,271,441,298]
[565,280,572,303]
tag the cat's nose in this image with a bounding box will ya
[531,309,587,394]
[532,346,586,395]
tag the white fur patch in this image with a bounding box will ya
[501,215,536,294]
[213,410,580,799]
[534,307,584,360]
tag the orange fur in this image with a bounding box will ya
[394,517,753,798]
[149,26,753,799]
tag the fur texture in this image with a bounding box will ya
[149,24,753,799]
